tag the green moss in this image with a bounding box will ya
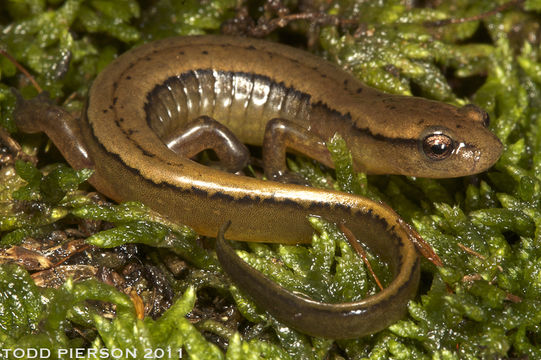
[2,0,541,358]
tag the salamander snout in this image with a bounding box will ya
[444,104,503,176]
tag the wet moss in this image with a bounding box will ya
[2,0,541,358]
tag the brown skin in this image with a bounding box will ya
[13,35,502,339]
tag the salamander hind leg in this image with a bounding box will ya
[263,118,333,185]
[12,90,94,170]
[12,90,58,133]
[162,116,250,173]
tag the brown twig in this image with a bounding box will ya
[62,91,78,106]
[338,222,384,291]
[457,242,504,272]
[462,274,483,282]
[222,0,358,38]
[0,48,42,93]
[424,0,524,27]
[0,49,44,165]
[398,218,444,267]
[457,243,486,260]
[0,126,38,165]
[272,12,357,28]
[458,243,521,302]
[505,293,522,303]
[245,12,358,38]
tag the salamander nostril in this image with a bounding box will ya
[458,103,490,127]
[482,111,490,128]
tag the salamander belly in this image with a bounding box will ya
[145,69,312,145]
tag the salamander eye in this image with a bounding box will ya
[422,133,454,160]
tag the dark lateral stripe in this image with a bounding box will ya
[310,101,419,147]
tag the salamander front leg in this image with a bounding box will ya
[162,116,250,173]
[263,118,333,184]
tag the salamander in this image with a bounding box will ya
[13,35,503,339]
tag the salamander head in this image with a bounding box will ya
[350,98,503,178]
[413,103,502,178]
